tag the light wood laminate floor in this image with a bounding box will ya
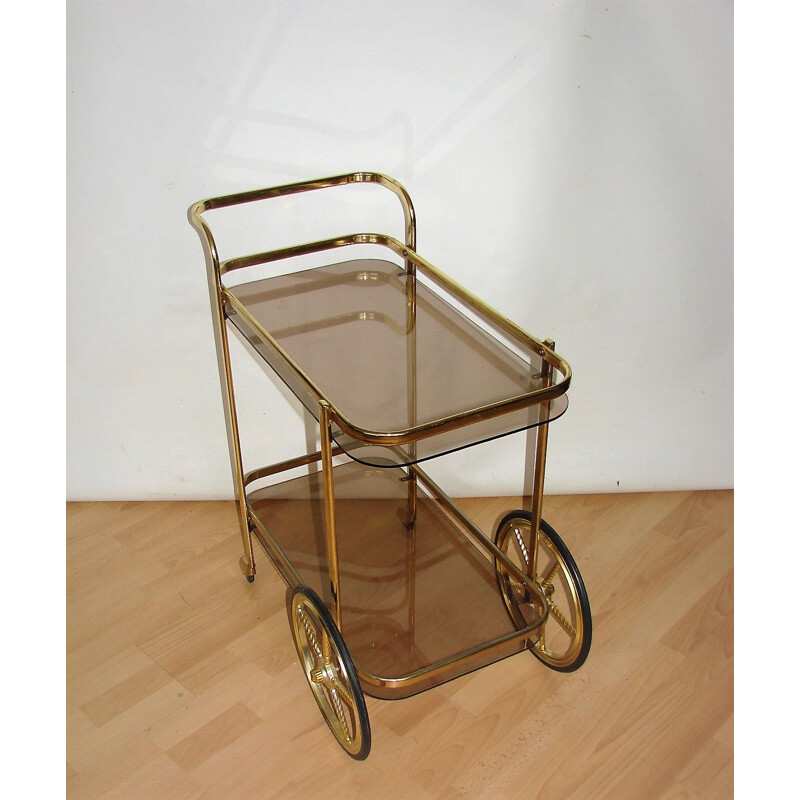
[67,490,733,799]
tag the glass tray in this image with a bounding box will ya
[228,258,567,467]
[248,460,523,697]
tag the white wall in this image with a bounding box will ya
[66,0,733,500]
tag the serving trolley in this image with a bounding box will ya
[188,173,591,759]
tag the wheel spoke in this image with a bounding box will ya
[331,673,356,710]
[322,629,332,662]
[298,606,323,659]
[546,597,577,638]
[541,559,560,589]
[329,687,354,744]
[512,526,530,566]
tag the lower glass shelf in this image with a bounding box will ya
[247,460,523,697]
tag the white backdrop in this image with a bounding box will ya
[66,0,733,500]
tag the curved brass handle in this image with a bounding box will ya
[188,171,416,259]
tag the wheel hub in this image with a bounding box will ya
[310,660,338,690]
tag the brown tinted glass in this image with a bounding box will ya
[229,258,566,466]
[249,461,518,685]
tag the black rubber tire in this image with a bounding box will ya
[494,510,592,672]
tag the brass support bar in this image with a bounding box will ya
[357,621,539,700]
[243,446,345,487]
[319,402,342,629]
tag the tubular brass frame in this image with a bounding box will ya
[188,172,569,698]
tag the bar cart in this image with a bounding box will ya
[188,173,591,759]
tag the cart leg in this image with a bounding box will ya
[526,338,555,583]
[405,473,418,529]
[206,259,256,582]
[220,345,256,583]
[405,257,418,529]
[319,402,342,629]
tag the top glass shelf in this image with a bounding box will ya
[226,257,567,467]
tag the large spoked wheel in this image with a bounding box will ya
[494,511,592,672]
[288,585,371,760]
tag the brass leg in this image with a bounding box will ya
[207,267,255,581]
[527,338,555,582]
[319,402,342,629]
[406,474,418,529]
[405,260,418,528]
[406,509,417,656]
[404,257,418,647]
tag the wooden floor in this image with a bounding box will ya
[67,491,733,799]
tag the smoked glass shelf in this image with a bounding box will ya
[247,459,525,699]
[227,256,567,467]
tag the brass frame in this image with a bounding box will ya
[188,171,570,699]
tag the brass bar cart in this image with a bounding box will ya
[188,173,591,759]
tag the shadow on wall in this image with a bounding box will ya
[195,3,556,188]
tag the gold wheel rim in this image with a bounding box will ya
[496,518,585,669]
[290,592,364,755]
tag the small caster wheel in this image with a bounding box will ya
[239,556,255,583]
